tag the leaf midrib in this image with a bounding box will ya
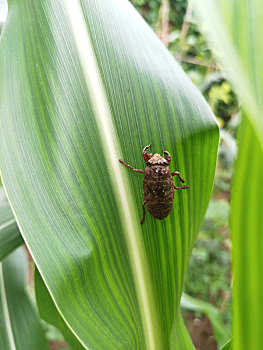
[55,1,161,349]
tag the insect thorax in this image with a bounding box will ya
[146,153,169,166]
[144,165,171,181]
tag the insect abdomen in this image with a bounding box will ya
[143,166,174,220]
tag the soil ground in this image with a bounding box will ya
[185,312,217,350]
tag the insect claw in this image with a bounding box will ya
[142,144,153,162]
[143,144,151,152]
[162,149,171,164]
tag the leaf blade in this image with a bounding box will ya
[35,268,85,350]
[0,188,23,261]
[64,2,161,348]
[230,116,263,350]
[0,247,49,350]
[220,339,232,350]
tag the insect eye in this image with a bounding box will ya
[146,161,151,166]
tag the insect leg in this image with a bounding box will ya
[174,185,189,190]
[171,171,185,183]
[140,201,146,225]
[119,159,145,174]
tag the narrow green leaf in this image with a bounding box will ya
[0,0,219,348]
[35,268,85,350]
[181,293,231,347]
[230,116,263,350]
[220,339,232,350]
[0,187,23,260]
[193,2,263,350]
[170,310,194,349]
[0,247,49,350]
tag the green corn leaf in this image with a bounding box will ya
[220,339,232,350]
[0,0,219,348]
[230,115,263,350]
[35,268,85,350]
[193,1,263,350]
[0,187,23,261]
[0,247,49,350]
[181,293,231,348]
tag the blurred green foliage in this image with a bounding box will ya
[131,0,187,28]
[130,0,238,125]
[184,158,234,332]
[184,198,231,308]
[43,322,70,350]
[202,73,238,126]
